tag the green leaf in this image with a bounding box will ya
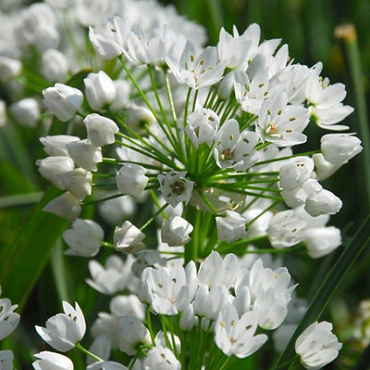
[0,187,69,312]
[276,214,370,366]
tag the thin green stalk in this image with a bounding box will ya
[276,214,370,366]
[146,307,155,345]
[75,343,102,362]
[82,193,122,206]
[164,70,178,123]
[254,150,321,167]
[140,203,169,231]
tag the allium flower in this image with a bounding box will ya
[9,98,40,127]
[84,114,119,147]
[66,139,102,171]
[87,362,127,370]
[215,304,268,358]
[214,119,259,170]
[295,321,342,369]
[216,210,247,242]
[0,288,20,341]
[116,164,148,197]
[143,346,181,370]
[114,221,145,253]
[33,351,73,370]
[158,171,194,208]
[42,192,81,222]
[161,216,193,246]
[0,350,14,370]
[63,218,104,257]
[42,83,83,122]
[40,135,80,157]
[35,301,86,352]
[118,317,151,356]
[41,49,69,82]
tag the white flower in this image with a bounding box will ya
[63,219,104,257]
[87,361,127,370]
[214,119,259,171]
[302,226,341,258]
[43,192,81,222]
[110,295,145,321]
[215,304,268,358]
[166,41,225,90]
[256,92,309,147]
[66,139,102,171]
[86,255,129,295]
[0,56,22,82]
[279,157,314,190]
[118,317,151,356]
[116,164,148,197]
[321,133,362,165]
[40,135,80,157]
[143,346,181,370]
[158,171,194,208]
[305,189,342,217]
[281,179,322,209]
[114,221,145,254]
[179,304,197,331]
[91,313,119,349]
[42,84,83,122]
[185,108,220,148]
[33,351,73,370]
[312,153,342,181]
[9,98,40,127]
[57,168,92,200]
[84,71,116,111]
[216,210,247,242]
[0,350,14,370]
[0,288,20,341]
[41,49,69,82]
[35,301,86,352]
[295,321,342,369]
[84,114,119,147]
[161,216,193,246]
[0,101,7,128]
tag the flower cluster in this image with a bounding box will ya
[0,0,359,368]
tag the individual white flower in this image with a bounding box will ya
[0,288,20,341]
[84,71,116,111]
[295,321,342,369]
[118,317,151,356]
[256,92,309,147]
[91,313,119,349]
[158,171,194,208]
[66,139,103,171]
[143,346,181,370]
[36,156,75,190]
[40,135,80,157]
[89,25,123,60]
[63,219,104,257]
[305,73,353,130]
[116,164,148,197]
[166,41,225,90]
[87,361,127,370]
[321,133,362,165]
[0,350,14,370]
[35,301,86,352]
[57,168,92,200]
[131,250,167,279]
[126,103,156,132]
[43,192,81,222]
[279,157,315,190]
[179,304,197,331]
[281,179,322,209]
[42,84,83,122]
[161,216,193,246]
[9,98,40,127]
[110,295,145,321]
[214,119,259,170]
[41,49,69,82]
[185,108,220,147]
[114,221,145,254]
[215,304,268,358]
[33,351,73,370]
[302,227,341,258]
[84,114,119,147]
[86,255,129,295]
[0,56,22,82]
[216,210,247,242]
[305,189,342,217]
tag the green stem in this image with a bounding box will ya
[140,203,169,231]
[75,342,102,362]
[254,150,321,167]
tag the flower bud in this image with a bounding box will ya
[63,218,104,257]
[41,49,69,82]
[216,210,247,242]
[179,304,197,331]
[84,113,119,147]
[42,83,83,122]
[57,168,92,200]
[161,216,193,246]
[40,135,80,157]
[305,189,342,217]
[115,164,148,197]
[9,98,40,127]
[43,192,81,222]
[279,157,314,190]
[312,153,341,181]
[302,226,341,258]
[0,56,22,82]
[66,139,103,171]
[321,133,363,165]
[84,71,116,111]
[114,221,144,253]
